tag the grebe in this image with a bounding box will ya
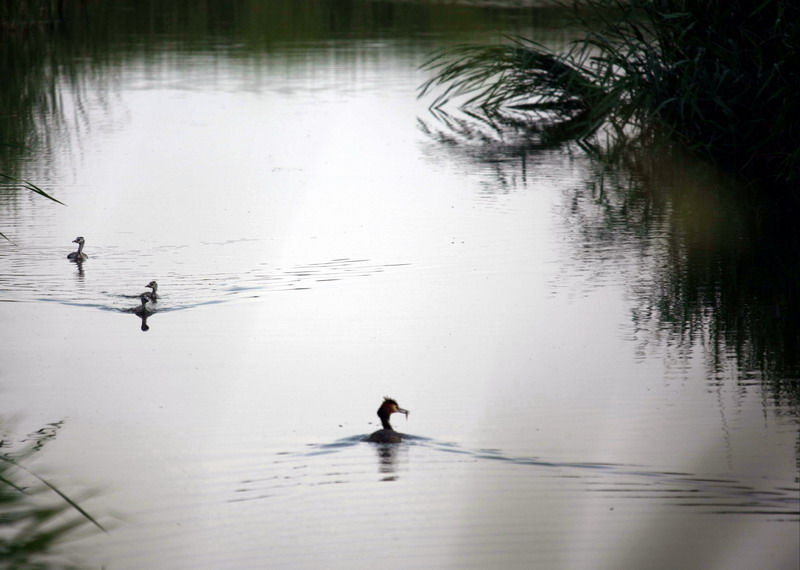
[145,280,158,302]
[134,294,153,317]
[67,236,88,260]
[367,398,409,443]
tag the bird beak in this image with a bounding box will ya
[397,407,409,418]
[72,238,79,243]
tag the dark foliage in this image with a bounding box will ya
[420,0,800,192]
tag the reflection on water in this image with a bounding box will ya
[373,443,404,480]
[558,148,800,374]
[419,106,800,401]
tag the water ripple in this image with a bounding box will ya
[0,242,410,313]
[227,436,800,520]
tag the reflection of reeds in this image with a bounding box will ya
[0,421,106,569]
[418,104,800,409]
[574,150,800,405]
[557,147,800,413]
[0,1,66,30]
[419,0,800,189]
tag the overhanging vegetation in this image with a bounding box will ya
[419,0,800,192]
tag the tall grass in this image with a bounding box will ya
[419,0,800,191]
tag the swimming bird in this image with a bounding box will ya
[144,280,158,302]
[367,398,409,443]
[67,236,88,260]
[134,294,153,317]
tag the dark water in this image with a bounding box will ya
[1,1,798,568]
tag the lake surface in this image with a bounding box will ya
[1,1,798,568]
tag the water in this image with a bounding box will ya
[1,1,798,568]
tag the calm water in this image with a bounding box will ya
[1,1,798,569]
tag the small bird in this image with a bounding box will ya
[67,236,88,261]
[144,280,158,302]
[134,294,153,317]
[367,398,409,444]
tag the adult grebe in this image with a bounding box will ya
[67,236,88,260]
[367,398,409,443]
[145,280,158,302]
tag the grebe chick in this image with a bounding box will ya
[145,280,158,301]
[67,236,88,260]
[367,397,409,444]
[134,294,153,316]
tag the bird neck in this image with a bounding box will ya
[76,241,84,254]
[379,415,393,431]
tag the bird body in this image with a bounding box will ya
[134,294,153,316]
[144,280,158,302]
[67,236,88,260]
[367,398,409,443]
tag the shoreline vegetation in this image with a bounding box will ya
[1,420,107,569]
[419,0,800,194]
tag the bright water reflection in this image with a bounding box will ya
[0,1,798,569]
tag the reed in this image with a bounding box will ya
[0,172,63,241]
[419,0,800,191]
[0,421,106,568]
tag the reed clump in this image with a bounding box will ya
[1,421,107,568]
[419,0,800,191]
